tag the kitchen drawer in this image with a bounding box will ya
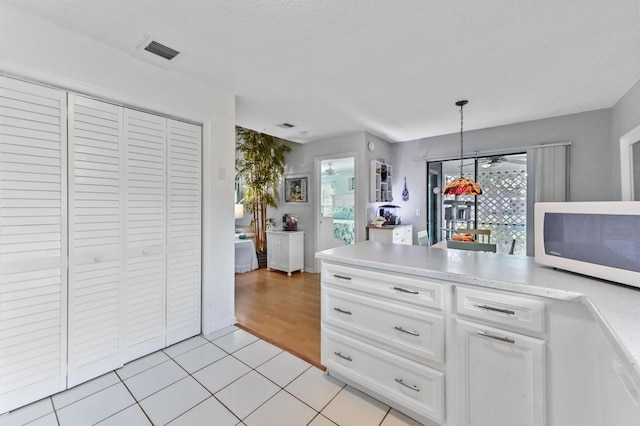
[323,328,445,424]
[323,287,444,365]
[455,286,545,334]
[322,262,443,311]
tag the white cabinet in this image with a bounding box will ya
[67,94,125,386]
[0,77,203,413]
[266,231,304,276]
[370,160,393,202]
[321,262,445,424]
[165,119,202,346]
[123,108,167,362]
[368,224,413,245]
[455,287,546,426]
[456,321,546,426]
[596,326,640,426]
[0,76,68,414]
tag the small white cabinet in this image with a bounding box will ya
[368,224,413,245]
[266,230,304,276]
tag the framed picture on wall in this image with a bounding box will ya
[284,175,308,202]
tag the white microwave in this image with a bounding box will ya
[535,201,640,289]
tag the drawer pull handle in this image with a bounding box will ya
[394,326,420,337]
[334,351,352,361]
[475,304,515,315]
[334,307,352,315]
[477,330,515,344]
[333,274,352,281]
[395,378,420,392]
[393,286,419,295]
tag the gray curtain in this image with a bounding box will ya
[526,144,569,255]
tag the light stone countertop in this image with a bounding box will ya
[316,241,640,389]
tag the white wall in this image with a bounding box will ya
[0,4,237,334]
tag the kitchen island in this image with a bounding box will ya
[317,241,640,425]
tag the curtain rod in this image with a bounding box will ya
[412,141,571,162]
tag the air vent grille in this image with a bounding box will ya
[144,41,180,61]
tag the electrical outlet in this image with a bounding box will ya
[416,208,421,216]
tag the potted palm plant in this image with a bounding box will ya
[235,126,291,263]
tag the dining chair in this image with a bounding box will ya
[447,240,497,253]
[417,230,428,246]
[456,228,491,244]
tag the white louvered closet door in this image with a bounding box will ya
[0,77,68,413]
[67,95,124,387]
[166,119,201,345]
[124,108,166,362]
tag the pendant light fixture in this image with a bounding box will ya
[442,100,482,196]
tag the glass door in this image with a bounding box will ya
[428,153,527,255]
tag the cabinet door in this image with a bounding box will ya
[267,234,278,268]
[267,234,286,270]
[124,108,166,362]
[0,76,68,413]
[368,228,390,243]
[597,328,640,425]
[457,320,546,426]
[166,119,201,345]
[67,94,125,386]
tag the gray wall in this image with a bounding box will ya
[268,77,640,268]
[610,77,640,199]
[272,132,365,273]
[267,131,395,272]
[394,109,613,240]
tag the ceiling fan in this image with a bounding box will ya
[480,155,527,169]
[323,162,336,175]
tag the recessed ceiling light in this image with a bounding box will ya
[276,123,295,129]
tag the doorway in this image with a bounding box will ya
[427,153,527,255]
[315,156,356,268]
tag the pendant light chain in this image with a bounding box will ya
[459,102,464,178]
[442,99,481,195]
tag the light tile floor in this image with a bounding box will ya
[0,326,424,426]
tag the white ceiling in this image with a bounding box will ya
[5,0,640,144]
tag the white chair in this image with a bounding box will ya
[417,230,428,246]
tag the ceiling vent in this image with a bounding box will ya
[276,122,295,129]
[144,40,180,61]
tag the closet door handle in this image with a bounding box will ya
[477,330,515,344]
[333,307,352,315]
[333,274,352,281]
[395,378,420,392]
[475,304,515,315]
[394,326,420,337]
[334,352,352,361]
[393,286,419,295]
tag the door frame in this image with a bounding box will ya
[314,152,358,272]
[620,123,640,201]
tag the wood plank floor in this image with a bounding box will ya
[234,268,322,369]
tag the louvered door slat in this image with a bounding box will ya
[166,119,201,345]
[124,108,166,362]
[0,76,67,414]
[67,94,124,387]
